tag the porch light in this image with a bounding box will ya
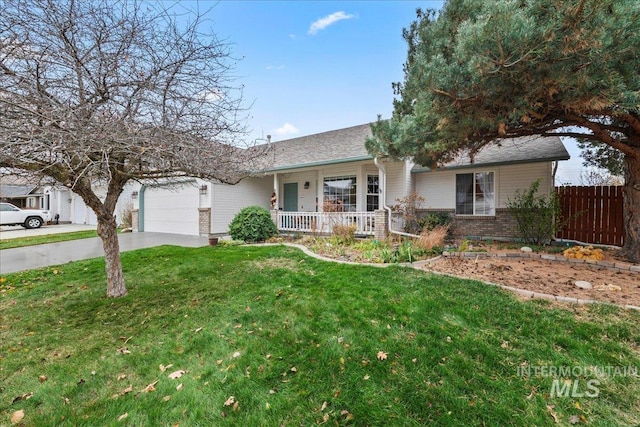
[304,181,310,189]
[199,184,208,195]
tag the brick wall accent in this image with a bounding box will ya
[374,209,388,240]
[198,208,211,236]
[418,208,520,240]
[132,209,139,232]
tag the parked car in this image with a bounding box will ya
[0,202,51,229]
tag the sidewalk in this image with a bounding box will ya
[0,232,209,275]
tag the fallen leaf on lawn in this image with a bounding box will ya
[320,401,327,411]
[547,405,558,423]
[63,397,70,405]
[120,385,133,395]
[176,383,183,391]
[141,380,159,393]
[574,402,582,410]
[569,415,580,425]
[117,413,128,421]
[341,410,354,420]
[322,413,330,423]
[501,341,510,349]
[245,306,251,312]
[412,358,418,363]
[233,324,242,329]
[363,374,370,380]
[446,336,452,342]
[53,269,59,275]
[168,370,185,379]
[117,347,131,354]
[11,410,25,424]
[376,351,388,361]
[163,395,172,402]
[290,367,297,373]
[159,364,173,372]
[12,392,33,403]
[39,375,47,382]
[216,359,223,365]
[223,396,235,407]
[233,401,239,411]
[194,327,203,333]
[117,374,127,381]
[526,388,536,399]
[232,351,241,358]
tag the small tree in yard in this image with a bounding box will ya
[0,0,269,297]
[507,180,564,246]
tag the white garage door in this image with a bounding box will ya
[144,185,199,235]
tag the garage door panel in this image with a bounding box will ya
[144,186,199,235]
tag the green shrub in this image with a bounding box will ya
[506,179,565,245]
[417,212,451,231]
[228,206,277,243]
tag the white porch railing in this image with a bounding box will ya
[277,211,375,236]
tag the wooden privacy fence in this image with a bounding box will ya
[555,186,624,246]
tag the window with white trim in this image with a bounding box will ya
[323,175,357,212]
[366,175,379,212]
[455,171,495,215]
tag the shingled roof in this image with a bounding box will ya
[411,135,570,172]
[260,124,569,172]
[265,123,373,171]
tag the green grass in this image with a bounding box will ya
[1,245,639,426]
[0,230,98,250]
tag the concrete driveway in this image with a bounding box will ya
[0,232,209,275]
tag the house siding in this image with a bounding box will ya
[497,162,552,207]
[385,161,406,206]
[211,177,272,234]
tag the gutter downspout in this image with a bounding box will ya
[374,157,420,239]
[138,185,146,232]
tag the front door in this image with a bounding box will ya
[283,183,298,212]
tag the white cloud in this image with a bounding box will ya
[266,64,285,70]
[272,123,299,136]
[308,11,355,35]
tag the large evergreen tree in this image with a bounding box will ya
[367,0,640,262]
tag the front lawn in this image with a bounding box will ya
[1,245,639,426]
[0,230,98,250]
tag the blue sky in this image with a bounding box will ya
[184,1,586,183]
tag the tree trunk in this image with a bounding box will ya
[621,155,640,263]
[97,215,128,297]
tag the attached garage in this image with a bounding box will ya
[143,183,199,235]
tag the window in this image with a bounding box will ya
[366,175,379,212]
[323,175,356,212]
[456,172,494,215]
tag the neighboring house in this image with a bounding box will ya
[0,176,135,226]
[134,123,570,240]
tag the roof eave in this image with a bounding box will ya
[263,155,374,173]
[411,155,571,173]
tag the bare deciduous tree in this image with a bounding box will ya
[0,0,270,297]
